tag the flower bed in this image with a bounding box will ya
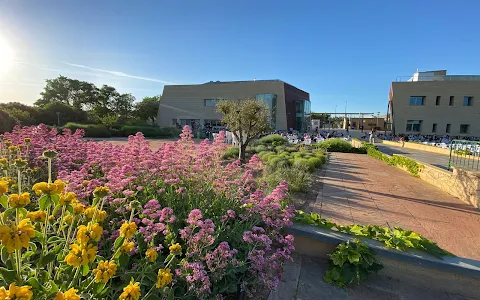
[0,125,295,299]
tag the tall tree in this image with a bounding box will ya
[217,99,270,163]
[35,75,98,109]
[133,95,161,123]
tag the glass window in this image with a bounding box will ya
[432,123,437,132]
[256,94,277,128]
[460,124,469,134]
[463,96,473,106]
[405,120,422,132]
[409,96,425,106]
[435,96,441,106]
[172,119,177,126]
[204,119,223,127]
[446,124,451,133]
[179,119,200,128]
[449,96,454,106]
[204,99,220,107]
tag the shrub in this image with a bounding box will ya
[0,109,17,133]
[121,125,181,138]
[293,157,316,172]
[315,139,366,153]
[256,134,288,146]
[274,145,286,153]
[308,157,324,169]
[258,151,276,161]
[222,147,239,159]
[264,165,313,193]
[255,145,268,153]
[64,122,111,137]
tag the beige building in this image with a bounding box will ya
[157,80,311,132]
[389,70,480,136]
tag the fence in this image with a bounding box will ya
[448,140,480,171]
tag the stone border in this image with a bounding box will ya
[288,223,480,297]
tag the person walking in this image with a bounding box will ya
[369,129,374,144]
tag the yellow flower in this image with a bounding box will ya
[71,199,85,214]
[119,222,137,239]
[118,281,141,300]
[84,206,107,222]
[0,157,7,166]
[119,241,135,253]
[65,243,97,267]
[0,181,8,196]
[0,283,33,300]
[93,186,110,198]
[13,158,28,169]
[63,214,74,224]
[54,288,80,300]
[8,146,18,153]
[26,211,46,222]
[145,248,158,262]
[169,243,182,256]
[77,224,103,244]
[8,192,30,208]
[32,180,66,196]
[59,192,76,205]
[156,268,173,289]
[92,260,117,283]
[0,219,35,253]
[24,138,31,144]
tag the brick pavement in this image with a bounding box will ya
[313,152,480,260]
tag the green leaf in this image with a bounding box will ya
[0,267,16,284]
[1,246,9,265]
[0,195,8,208]
[48,280,59,293]
[167,287,175,300]
[113,237,124,250]
[118,253,129,267]
[35,231,45,244]
[29,242,37,252]
[66,204,74,214]
[47,236,65,243]
[51,194,60,205]
[2,208,15,222]
[22,251,35,259]
[27,277,43,290]
[39,195,50,210]
[340,265,357,285]
[39,252,56,267]
[18,207,28,218]
[347,251,361,264]
[82,264,90,276]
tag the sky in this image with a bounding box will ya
[1,0,480,114]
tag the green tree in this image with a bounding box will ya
[133,95,161,123]
[217,99,270,163]
[35,75,99,109]
[0,109,18,133]
[37,102,88,125]
[0,102,38,125]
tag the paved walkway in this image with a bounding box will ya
[269,254,467,300]
[311,153,480,260]
[375,142,451,170]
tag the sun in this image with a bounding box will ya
[0,37,14,76]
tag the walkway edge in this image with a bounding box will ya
[288,223,480,278]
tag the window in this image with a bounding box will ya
[449,96,454,106]
[179,119,200,127]
[460,124,470,134]
[432,123,437,133]
[446,124,451,133]
[204,99,220,107]
[435,96,441,106]
[204,119,223,127]
[405,120,422,132]
[256,94,277,127]
[409,96,425,106]
[172,119,177,126]
[463,96,473,106]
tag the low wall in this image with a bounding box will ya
[392,155,480,208]
[289,224,480,298]
[381,140,450,155]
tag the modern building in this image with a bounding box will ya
[389,70,480,136]
[343,116,386,131]
[157,80,311,132]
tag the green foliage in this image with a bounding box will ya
[264,166,313,193]
[217,99,271,163]
[222,147,239,159]
[324,239,383,287]
[255,134,288,146]
[294,211,453,259]
[315,139,366,154]
[454,149,472,156]
[0,110,17,133]
[133,95,161,123]
[64,123,111,138]
[120,126,181,138]
[363,143,423,177]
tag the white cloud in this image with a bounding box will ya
[64,62,175,84]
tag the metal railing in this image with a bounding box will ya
[448,140,480,171]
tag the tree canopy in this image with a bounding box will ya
[217,99,270,163]
[133,95,161,123]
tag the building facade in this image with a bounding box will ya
[157,80,311,132]
[389,70,480,136]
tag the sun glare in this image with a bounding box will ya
[0,37,14,76]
